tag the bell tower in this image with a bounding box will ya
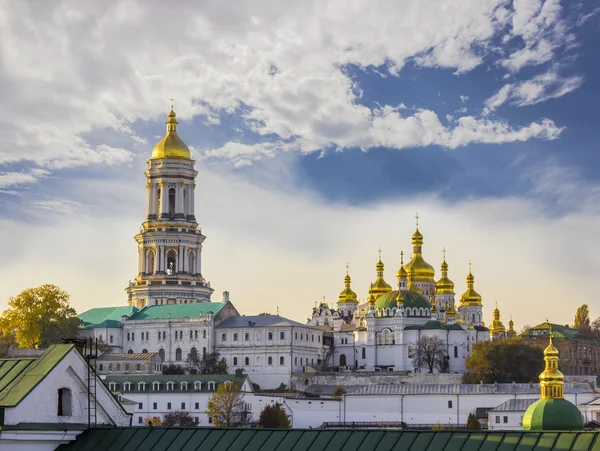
[125,102,214,308]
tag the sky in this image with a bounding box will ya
[1,0,599,329]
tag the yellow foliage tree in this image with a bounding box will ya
[1,285,80,348]
[206,382,249,427]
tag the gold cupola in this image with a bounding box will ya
[338,265,358,304]
[507,316,516,338]
[460,263,482,306]
[404,215,435,283]
[151,101,192,160]
[539,333,564,399]
[368,250,392,299]
[489,302,506,337]
[435,249,455,295]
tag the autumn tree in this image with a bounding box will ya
[332,384,346,397]
[466,413,481,430]
[413,336,448,373]
[463,338,544,384]
[162,411,199,426]
[206,382,249,427]
[574,305,591,334]
[1,285,80,348]
[591,317,600,338]
[258,403,291,428]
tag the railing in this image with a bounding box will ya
[320,422,469,430]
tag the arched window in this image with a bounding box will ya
[128,349,133,354]
[408,346,413,358]
[175,348,182,361]
[142,349,148,354]
[146,249,155,274]
[57,388,72,417]
[159,349,165,361]
[188,251,196,275]
[392,334,396,345]
[472,313,476,323]
[384,330,390,345]
[195,330,198,339]
[166,250,177,275]
[233,357,238,366]
[340,354,347,366]
[168,187,176,218]
[203,330,207,339]
[190,347,198,362]
[454,346,458,358]
[268,356,273,365]
[280,356,284,365]
[245,357,249,365]
[183,188,188,216]
[362,347,366,359]
[203,347,207,356]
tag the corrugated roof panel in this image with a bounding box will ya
[373,431,402,450]
[519,433,543,451]
[63,429,112,451]
[572,434,596,451]
[427,432,454,451]
[208,429,242,450]
[226,430,259,451]
[129,303,225,321]
[460,432,488,451]
[259,430,290,450]
[477,432,504,451]
[274,430,307,451]
[356,431,386,451]
[392,431,419,451]
[301,430,335,451]
[323,431,355,451]
[409,431,435,451]
[536,433,560,451]
[587,434,600,451]
[231,429,272,451]
[87,427,133,451]
[180,429,214,451]
[152,429,190,451]
[287,430,319,451]
[552,433,577,451]
[135,428,168,450]
[336,430,369,451]
[444,432,470,451]
[497,433,525,451]
[164,429,198,450]
[216,315,308,329]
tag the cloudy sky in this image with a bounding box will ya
[1,0,599,329]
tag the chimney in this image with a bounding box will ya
[223,291,230,303]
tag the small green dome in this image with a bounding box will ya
[423,320,443,330]
[374,290,431,312]
[522,398,582,431]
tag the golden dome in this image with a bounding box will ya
[396,251,408,280]
[339,269,358,304]
[404,225,435,283]
[435,252,455,295]
[151,107,191,160]
[489,302,506,336]
[369,253,392,298]
[460,267,482,306]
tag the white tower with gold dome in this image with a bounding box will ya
[125,103,214,308]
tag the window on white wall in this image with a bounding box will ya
[57,388,72,417]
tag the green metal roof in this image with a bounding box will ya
[374,290,431,312]
[104,374,247,393]
[79,306,139,329]
[522,323,581,340]
[0,344,74,407]
[128,303,226,321]
[56,429,600,451]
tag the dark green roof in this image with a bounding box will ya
[375,290,431,313]
[522,323,580,340]
[129,303,226,321]
[79,306,139,329]
[0,344,74,407]
[104,374,247,393]
[523,398,583,431]
[57,429,600,451]
[423,320,443,330]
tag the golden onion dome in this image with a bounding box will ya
[369,253,392,298]
[435,252,455,295]
[460,267,482,306]
[339,271,358,304]
[404,225,435,282]
[489,302,506,334]
[151,107,191,160]
[396,251,408,280]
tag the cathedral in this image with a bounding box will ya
[308,223,491,372]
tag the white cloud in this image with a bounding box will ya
[485,69,583,110]
[460,95,469,104]
[0,0,578,171]
[31,199,89,218]
[0,168,49,188]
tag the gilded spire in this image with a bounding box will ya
[460,260,482,306]
[404,213,435,283]
[507,315,516,338]
[539,328,564,399]
[396,250,408,280]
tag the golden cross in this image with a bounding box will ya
[378,247,382,261]
[400,250,404,265]
[415,211,419,227]
[469,260,472,273]
[443,247,446,261]
[170,96,174,110]
[346,263,349,275]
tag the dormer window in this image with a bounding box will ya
[153,382,160,391]
[181,382,188,391]
[167,382,174,391]
[123,382,131,392]
[109,382,117,391]
[138,382,146,391]
[194,382,202,390]
[208,381,216,390]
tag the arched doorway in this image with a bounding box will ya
[339,354,347,367]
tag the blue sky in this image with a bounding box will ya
[1,0,599,327]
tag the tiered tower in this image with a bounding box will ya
[458,262,483,326]
[404,215,435,295]
[125,103,214,308]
